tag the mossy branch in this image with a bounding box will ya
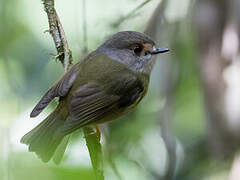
[41,0,104,179]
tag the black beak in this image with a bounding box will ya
[151,47,169,55]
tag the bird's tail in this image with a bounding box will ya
[21,105,68,163]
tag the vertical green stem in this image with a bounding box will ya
[83,127,104,180]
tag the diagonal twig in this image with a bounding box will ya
[112,0,152,28]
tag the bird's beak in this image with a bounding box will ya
[151,47,169,55]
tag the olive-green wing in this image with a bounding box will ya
[30,67,78,117]
[56,74,144,136]
[30,51,99,118]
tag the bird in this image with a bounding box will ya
[21,31,169,163]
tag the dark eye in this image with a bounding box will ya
[133,45,142,56]
[145,50,151,56]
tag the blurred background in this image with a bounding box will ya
[1,0,240,179]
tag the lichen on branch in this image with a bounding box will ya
[42,0,72,72]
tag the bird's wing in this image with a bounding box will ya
[30,66,78,117]
[30,52,99,118]
[57,73,145,136]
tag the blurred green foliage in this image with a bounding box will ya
[0,0,233,180]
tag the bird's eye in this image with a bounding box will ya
[133,45,142,56]
[145,50,151,56]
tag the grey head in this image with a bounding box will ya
[96,31,169,74]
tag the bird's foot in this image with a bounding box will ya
[83,126,101,141]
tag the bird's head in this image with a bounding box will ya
[97,31,169,74]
